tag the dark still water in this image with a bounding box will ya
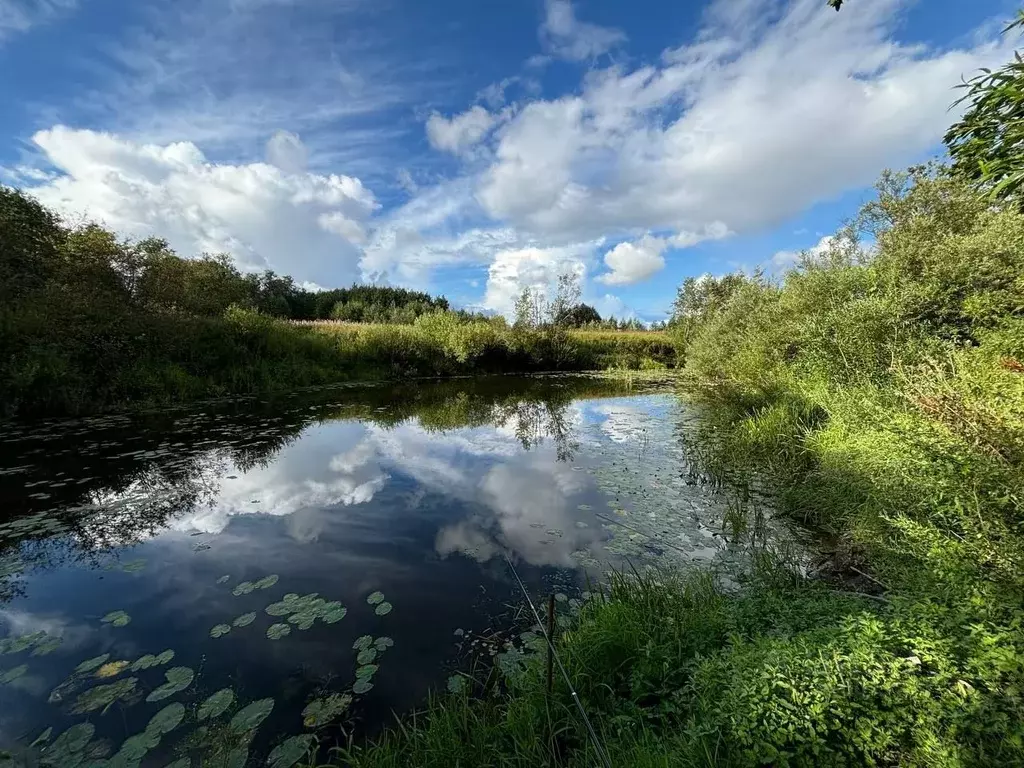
[0,375,786,767]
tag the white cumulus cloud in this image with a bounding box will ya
[23,127,379,285]
[597,235,667,286]
[426,106,499,156]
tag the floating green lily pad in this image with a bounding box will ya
[216,575,231,584]
[146,667,194,702]
[118,729,160,761]
[265,601,293,617]
[231,582,254,596]
[198,687,235,721]
[555,593,568,603]
[232,612,257,628]
[356,648,377,665]
[101,610,131,627]
[366,591,385,605]
[267,623,291,640]
[374,601,393,617]
[352,678,374,695]
[0,631,44,655]
[164,759,192,768]
[0,663,28,684]
[267,734,314,768]
[210,624,231,639]
[321,602,347,624]
[30,636,62,656]
[302,693,352,728]
[229,697,274,732]
[287,611,316,630]
[356,664,378,679]
[43,722,94,761]
[374,637,394,651]
[71,677,138,713]
[253,574,279,590]
[146,702,186,735]
[352,635,373,651]
[155,649,175,665]
[207,746,248,768]
[130,654,157,672]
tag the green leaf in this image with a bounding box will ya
[117,729,160,762]
[374,601,393,617]
[266,623,291,640]
[320,602,347,624]
[447,674,466,694]
[130,654,157,672]
[366,591,385,606]
[228,697,274,732]
[216,575,231,584]
[232,612,257,628]
[146,702,186,735]
[267,734,314,768]
[146,667,194,702]
[101,611,131,628]
[46,723,95,757]
[373,637,394,651]
[210,624,231,639]
[197,687,235,721]
[71,677,139,713]
[231,582,254,596]
[253,574,279,590]
[356,664,378,679]
[352,678,373,695]
[356,648,377,665]
[302,693,352,728]
[352,635,373,651]
[154,649,175,665]
[31,636,63,656]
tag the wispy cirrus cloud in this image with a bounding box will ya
[0,0,76,45]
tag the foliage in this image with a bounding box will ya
[945,13,1024,204]
[0,189,676,417]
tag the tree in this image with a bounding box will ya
[548,270,582,327]
[558,303,602,328]
[945,12,1024,204]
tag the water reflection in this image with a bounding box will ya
[0,375,794,765]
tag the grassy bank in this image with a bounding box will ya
[335,168,1024,766]
[0,187,675,418]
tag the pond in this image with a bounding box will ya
[0,375,795,767]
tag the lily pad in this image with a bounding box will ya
[265,601,294,617]
[154,649,175,665]
[555,593,568,603]
[352,678,374,695]
[121,559,147,574]
[302,693,352,728]
[207,747,247,768]
[198,687,235,721]
[228,697,274,732]
[74,655,110,671]
[374,637,394,651]
[352,635,373,651]
[253,574,279,590]
[216,575,231,584]
[101,610,131,627]
[210,624,231,639]
[31,636,63,656]
[231,582,254,596]
[71,677,138,713]
[287,611,316,630]
[374,601,393,617]
[146,702,186,735]
[130,654,158,672]
[96,660,130,678]
[267,734,314,768]
[43,722,94,760]
[118,729,160,761]
[356,648,377,665]
[146,667,194,702]
[164,760,192,768]
[266,623,291,640]
[232,612,257,628]
[356,664,378,679]
[0,631,44,655]
[366,591,385,605]
[30,726,53,748]
[321,603,347,624]
[0,664,28,684]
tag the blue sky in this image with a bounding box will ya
[0,0,1017,321]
